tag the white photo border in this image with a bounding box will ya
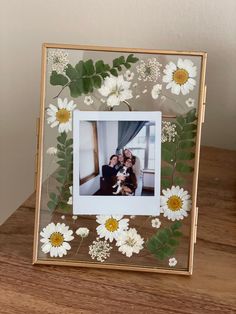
[73,111,162,216]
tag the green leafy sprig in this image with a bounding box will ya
[50,54,139,98]
[146,221,183,260]
[47,132,73,212]
[161,109,197,189]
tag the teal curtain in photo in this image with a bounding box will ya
[116,121,147,153]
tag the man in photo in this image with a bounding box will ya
[113,157,137,196]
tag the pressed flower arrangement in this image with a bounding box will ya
[33,44,207,275]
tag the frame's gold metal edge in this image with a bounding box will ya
[33,259,191,276]
[33,44,207,274]
[34,118,40,191]
[43,42,206,57]
[188,52,207,274]
[32,45,47,265]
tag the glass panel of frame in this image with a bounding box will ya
[33,44,207,275]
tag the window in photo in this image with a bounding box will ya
[79,121,99,185]
[128,122,156,171]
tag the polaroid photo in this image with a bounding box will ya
[73,111,162,215]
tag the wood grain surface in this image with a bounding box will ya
[0,146,235,314]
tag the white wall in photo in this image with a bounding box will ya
[143,171,155,189]
[104,121,118,163]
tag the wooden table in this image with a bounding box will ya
[0,146,235,313]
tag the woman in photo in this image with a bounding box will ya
[101,155,118,195]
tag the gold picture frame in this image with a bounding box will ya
[33,43,207,275]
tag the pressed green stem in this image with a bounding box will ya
[76,238,84,255]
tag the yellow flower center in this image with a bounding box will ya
[125,237,136,247]
[173,68,189,85]
[167,195,183,211]
[49,232,64,247]
[56,108,71,123]
[105,218,119,232]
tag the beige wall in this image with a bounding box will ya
[1,0,236,224]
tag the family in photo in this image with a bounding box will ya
[101,149,140,196]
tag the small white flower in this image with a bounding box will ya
[151,84,162,99]
[47,49,69,74]
[169,257,178,267]
[72,215,77,221]
[89,237,112,262]
[47,98,76,133]
[136,58,162,82]
[98,75,133,108]
[124,70,134,81]
[67,186,73,205]
[61,215,65,220]
[160,186,192,221]
[186,98,195,108]
[96,215,129,242]
[40,222,74,258]
[116,228,144,257]
[84,96,94,106]
[161,121,177,143]
[46,147,57,155]
[163,59,197,95]
[151,218,161,229]
[76,227,89,238]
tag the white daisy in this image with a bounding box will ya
[161,121,177,143]
[160,186,191,221]
[169,257,178,267]
[89,237,112,262]
[98,75,133,108]
[67,186,72,205]
[46,147,57,155]
[40,222,74,258]
[186,98,195,108]
[84,96,94,106]
[96,215,129,242]
[116,228,144,257]
[76,227,89,238]
[124,70,134,81]
[136,58,162,82]
[151,218,161,229]
[151,84,162,99]
[47,49,69,74]
[46,98,76,133]
[163,58,197,95]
